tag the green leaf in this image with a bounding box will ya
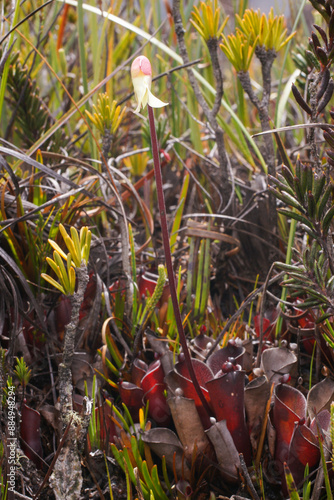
[70,227,82,264]
[122,448,137,486]
[141,461,168,500]
[277,209,313,229]
[269,174,295,197]
[53,251,70,293]
[270,188,304,211]
[46,256,61,278]
[317,183,333,219]
[315,312,332,323]
[313,173,326,203]
[41,273,66,295]
[275,262,305,273]
[322,204,334,235]
[110,444,125,472]
[317,425,333,500]
[284,463,301,500]
[64,236,81,267]
[48,239,68,261]
[170,173,189,253]
[79,226,88,249]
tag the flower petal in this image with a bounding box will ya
[147,88,168,109]
[132,75,151,113]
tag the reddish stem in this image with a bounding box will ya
[147,104,211,418]
[57,3,70,52]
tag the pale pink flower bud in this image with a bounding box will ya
[131,55,168,114]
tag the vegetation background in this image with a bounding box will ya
[1,0,334,499]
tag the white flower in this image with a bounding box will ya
[131,56,168,114]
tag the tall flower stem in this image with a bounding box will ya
[147,104,211,418]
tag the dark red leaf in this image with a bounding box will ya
[141,359,165,390]
[207,340,245,374]
[206,370,252,464]
[272,384,306,470]
[143,382,171,425]
[254,306,279,340]
[244,375,271,446]
[191,333,213,357]
[21,404,43,469]
[141,359,171,425]
[138,272,158,297]
[97,400,117,444]
[131,358,148,387]
[261,347,297,385]
[307,378,334,420]
[174,358,213,428]
[309,409,331,436]
[174,358,212,400]
[137,272,170,306]
[176,479,192,500]
[253,316,271,339]
[287,422,320,488]
[119,381,144,419]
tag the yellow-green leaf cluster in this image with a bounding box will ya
[123,148,150,177]
[236,8,296,52]
[220,32,258,72]
[42,251,76,295]
[58,224,91,267]
[41,224,91,295]
[190,0,228,41]
[86,93,127,136]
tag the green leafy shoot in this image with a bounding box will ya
[14,357,32,389]
[236,8,296,52]
[42,224,91,295]
[190,0,229,41]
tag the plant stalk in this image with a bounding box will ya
[147,104,211,418]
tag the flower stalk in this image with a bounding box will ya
[131,54,211,417]
[147,103,211,418]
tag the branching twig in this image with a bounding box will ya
[207,37,224,118]
[237,48,277,257]
[172,0,230,210]
[59,262,89,427]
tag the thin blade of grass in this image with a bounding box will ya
[194,240,204,319]
[58,0,267,170]
[199,230,211,319]
[170,173,189,254]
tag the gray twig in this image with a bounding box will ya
[172,0,230,211]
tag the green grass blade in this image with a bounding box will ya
[276,216,297,336]
[187,236,196,311]
[276,69,301,129]
[170,173,189,254]
[128,223,138,336]
[284,463,301,500]
[104,452,114,500]
[200,232,211,319]
[58,0,266,170]
[317,426,333,500]
[194,240,204,319]
[0,0,21,121]
[274,0,308,127]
